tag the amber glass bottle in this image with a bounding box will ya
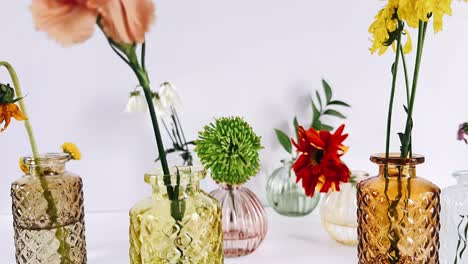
[357,154,440,264]
[11,153,87,264]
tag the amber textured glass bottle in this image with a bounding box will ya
[357,154,440,264]
[130,166,223,264]
[11,153,87,264]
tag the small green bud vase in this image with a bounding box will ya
[266,161,320,216]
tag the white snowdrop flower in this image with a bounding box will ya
[125,90,147,113]
[152,93,171,117]
[159,82,181,110]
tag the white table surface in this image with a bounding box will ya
[0,208,358,263]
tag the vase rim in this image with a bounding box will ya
[453,170,468,178]
[23,152,71,165]
[144,165,206,184]
[351,170,370,182]
[370,153,424,165]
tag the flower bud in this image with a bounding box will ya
[0,83,16,104]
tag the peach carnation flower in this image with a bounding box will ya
[31,0,155,46]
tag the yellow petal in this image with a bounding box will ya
[62,142,82,160]
[19,157,28,174]
[403,30,413,54]
[378,46,389,56]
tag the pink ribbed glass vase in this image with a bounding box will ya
[210,184,268,257]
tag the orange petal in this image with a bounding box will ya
[31,0,98,46]
[0,107,5,126]
[1,112,11,132]
[89,0,155,44]
[307,129,325,150]
[9,104,27,121]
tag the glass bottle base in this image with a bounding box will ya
[321,220,358,246]
[15,220,87,264]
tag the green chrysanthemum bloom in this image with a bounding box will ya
[195,116,262,185]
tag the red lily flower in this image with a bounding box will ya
[292,124,351,197]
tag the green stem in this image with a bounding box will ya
[141,42,147,72]
[384,25,403,165]
[0,62,39,158]
[104,39,185,221]
[383,26,403,264]
[399,45,411,106]
[399,44,412,157]
[0,62,70,263]
[401,21,428,158]
[134,64,183,221]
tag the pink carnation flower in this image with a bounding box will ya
[31,0,155,46]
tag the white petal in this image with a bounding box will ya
[159,82,181,109]
[125,94,148,113]
[152,97,170,117]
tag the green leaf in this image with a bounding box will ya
[323,109,346,119]
[322,79,333,103]
[311,99,321,128]
[275,129,292,154]
[293,117,299,139]
[315,91,323,111]
[328,100,351,108]
[398,132,407,146]
[312,119,322,130]
[321,124,334,131]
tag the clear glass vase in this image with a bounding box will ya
[11,153,87,264]
[129,166,223,264]
[440,170,468,264]
[357,154,440,263]
[320,170,369,246]
[210,183,268,257]
[266,161,320,216]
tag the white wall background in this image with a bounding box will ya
[0,1,467,213]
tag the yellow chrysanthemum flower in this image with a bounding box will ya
[369,3,400,55]
[19,157,28,174]
[370,0,456,54]
[399,0,453,32]
[62,142,81,160]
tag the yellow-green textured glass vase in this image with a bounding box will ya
[357,154,440,264]
[129,166,224,264]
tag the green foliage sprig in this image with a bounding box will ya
[275,79,350,155]
[195,116,263,185]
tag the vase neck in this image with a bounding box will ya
[219,183,242,191]
[24,153,70,177]
[145,166,205,200]
[377,164,417,178]
[371,153,424,178]
[454,170,468,185]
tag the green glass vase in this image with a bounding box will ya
[266,161,320,216]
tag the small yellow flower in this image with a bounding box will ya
[19,157,28,174]
[62,142,81,160]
